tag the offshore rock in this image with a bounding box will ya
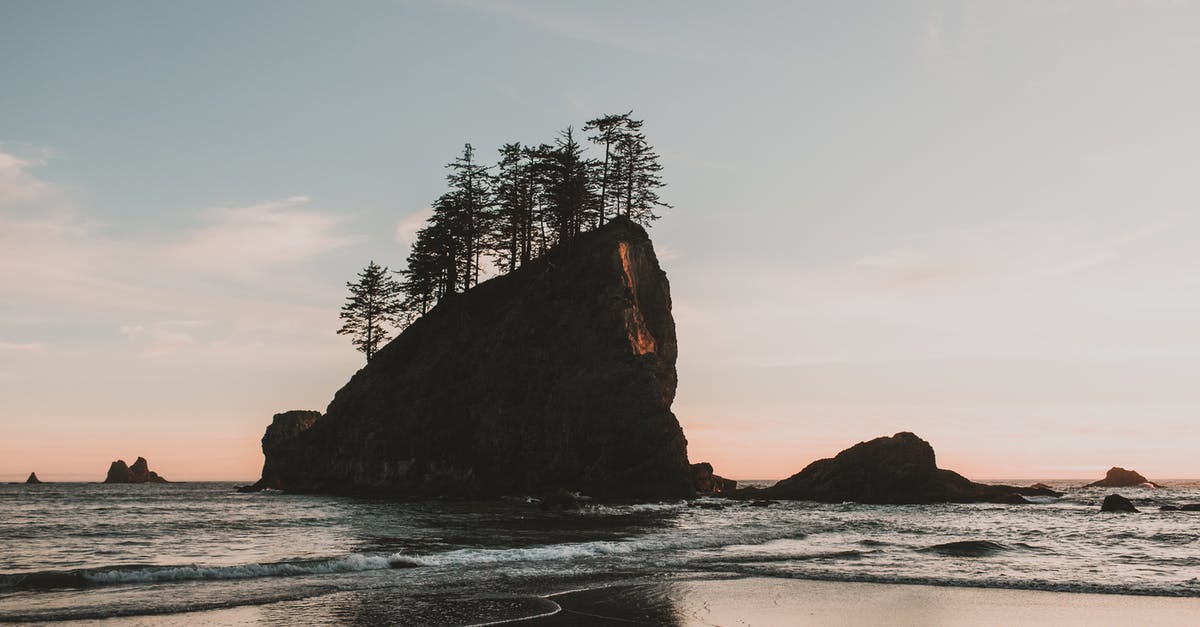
[104,457,168,483]
[743,432,1060,505]
[25,472,41,484]
[253,218,693,499]
[691,462,737,494]
[1087,467,1161,489]
[1101,494,1138,512]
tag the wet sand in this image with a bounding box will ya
[518,577,1200,626]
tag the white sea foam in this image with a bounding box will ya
[83,554,396,584]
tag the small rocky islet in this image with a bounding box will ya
[104,457,168,484]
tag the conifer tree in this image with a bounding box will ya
[444,144,493,289]
[544,126,594,246]
[337,260,404,362]
[583,111,633,229]
[611,118,668,225]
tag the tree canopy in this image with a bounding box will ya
[337,111,669,358]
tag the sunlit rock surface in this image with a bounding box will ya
[253,218,692,499]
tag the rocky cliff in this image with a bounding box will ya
[742,432,1060,504]
[253,218,694,499]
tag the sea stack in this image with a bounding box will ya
[742,432,1062,505]
[25,472,41,484]
[251,218,693,499]
[1101,494,1139,512]
[1086,467,1160,488]
[104,457,169,483]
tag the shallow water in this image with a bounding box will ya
[1,480,1198,623]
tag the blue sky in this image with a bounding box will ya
[2,1,1199,480]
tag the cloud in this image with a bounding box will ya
[446,0,728,63]
[0,145,51,205]
[394,206,434,249]
[170,196,358,274]
[0,341,42,351]
[120,324,197,356]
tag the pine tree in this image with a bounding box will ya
[444,144,493,290]
[490,142,530,272]
[544,126,594,247]
[337,260,404,362]
[611,117,669,226]
[583,111,633,229]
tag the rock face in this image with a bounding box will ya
[1101,494,1138,512]
[25,472,41,484]
[743,432,1061,505]
[104,457,168,483]
[691,462,737,494]
[252,218,693,499]
[1087,467,1160,488]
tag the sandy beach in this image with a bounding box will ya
[520,577,1200,626]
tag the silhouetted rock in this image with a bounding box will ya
[252,218,692,499]
[104,457,167,483]
[691,462,737,494]
[25,472,41,484]
[742,432,1061,505]
[1087,467,1160,488]
[1101,494,1138,512]
[1029,483,1055,491]
[1160,504,1200,512]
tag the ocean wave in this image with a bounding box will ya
[398,527,809,568]
[919,540,1011,557]
[0,554,416,590]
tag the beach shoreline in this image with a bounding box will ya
[515,577,1200,626]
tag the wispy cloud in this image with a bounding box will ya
[120,324,197,357]
[0,144,51,205]
[170,196,358,274]
[445,0,731,63]
[394,206,434,249]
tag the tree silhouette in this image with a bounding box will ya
[338,260,404,362]
[385,112,669,334]
[444,143,493,289]
[544,126,594,247]
[583,111,633,229]
[611,117,669,225]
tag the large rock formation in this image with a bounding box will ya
[104,457,168,483]
[741,432,1061,504]
[252,218,693,499]
[25,472,41,484]
[691,462,737,494]
[1087,467,1160,489]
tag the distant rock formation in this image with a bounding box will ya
[1101,494,1138,512]
[1087,467,1160,489]
[691,463,737,494]
[25,472,41,484]
[250,218,693,499]
[104,457,168,483]
[740,432,1061,505]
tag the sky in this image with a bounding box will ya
[2,1,1199,482]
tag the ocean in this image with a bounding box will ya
[1,480,1198,624]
